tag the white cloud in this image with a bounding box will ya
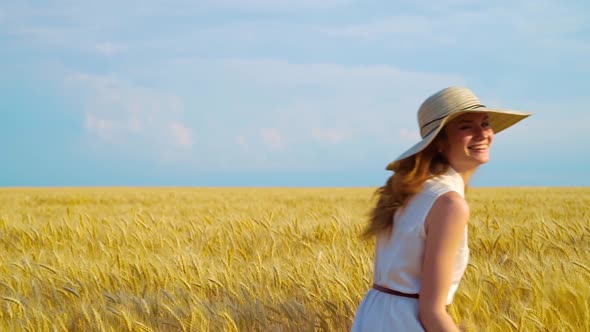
[157,57,467,168]
[67,73,194,156]
[319,2,589,56]
[203,58,464,142]
[235,135,248,150]
[260,128,284,150]
[168,122,194,148]
[53,59,467,170]
[310,128,349,144]
[202,58,464,99]
[127,115,143,133]
[85,113,117,141]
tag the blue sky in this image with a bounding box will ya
[1,0,589,187]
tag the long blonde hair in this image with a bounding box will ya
[362,133,449,238]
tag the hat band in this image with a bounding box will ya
[420,103,486,138]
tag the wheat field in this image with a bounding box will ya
[0,187,589,331]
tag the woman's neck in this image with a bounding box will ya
[449,164,479,185]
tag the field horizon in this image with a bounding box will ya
[4,185,590,190]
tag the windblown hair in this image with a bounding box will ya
[362,133,449,238]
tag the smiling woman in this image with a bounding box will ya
[351,87,531,331]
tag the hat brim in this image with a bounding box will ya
[386,107,531,171]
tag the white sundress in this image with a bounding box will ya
[351,167,470,331]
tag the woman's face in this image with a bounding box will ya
[441,112,494,172]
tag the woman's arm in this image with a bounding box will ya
[418,191,469,332]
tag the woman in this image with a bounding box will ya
[351,87,531,331]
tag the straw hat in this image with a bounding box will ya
[386,86,531,170]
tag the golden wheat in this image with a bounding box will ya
[0,187,588,331]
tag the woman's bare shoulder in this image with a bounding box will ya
[425,191,469,233]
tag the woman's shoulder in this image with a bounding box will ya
[423,170,465,198]
[424,191,470,234]
[432,191,469,213]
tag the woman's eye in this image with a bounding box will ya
[460,126,471,130]
[482,122,490,128]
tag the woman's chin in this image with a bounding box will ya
[468,152,490,165]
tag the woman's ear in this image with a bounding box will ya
[437,140,446,154]
[436,130,448,154]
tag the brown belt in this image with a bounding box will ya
[372,283,419,299]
